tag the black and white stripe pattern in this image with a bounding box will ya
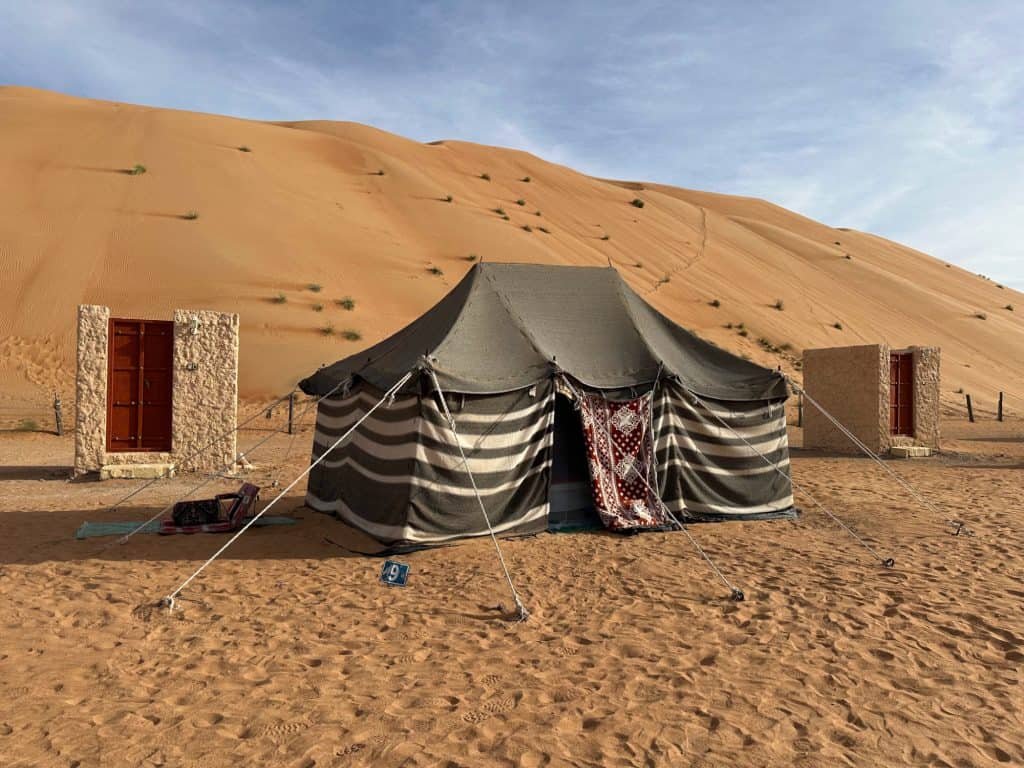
[653,380,794,520]
[306,380,555,545]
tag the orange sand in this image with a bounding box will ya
[0,417,1022,766]
[1,87,1021,419]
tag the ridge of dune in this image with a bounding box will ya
[1,87,1021,409]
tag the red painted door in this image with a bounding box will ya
[107,319,173,452]
[889,352,914,436]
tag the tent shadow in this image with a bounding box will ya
[0,502,379,565]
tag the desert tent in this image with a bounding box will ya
[299,263,794,547]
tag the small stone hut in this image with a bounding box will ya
[74,305,239,478]
[802,344,940,455]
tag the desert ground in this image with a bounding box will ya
[0,413,1021,767]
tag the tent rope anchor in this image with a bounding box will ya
[787,376,972,538]
[160,370,415,610]
[424,361,529,622]
[679,381,896,570]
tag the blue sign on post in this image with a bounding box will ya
[380,559,410,587]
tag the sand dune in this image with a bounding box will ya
[1,86,1021,416]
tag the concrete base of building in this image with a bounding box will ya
[890,445,933,458]
[100,463,176,480]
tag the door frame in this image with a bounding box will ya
[889,350,914,437]
[106,317,174,452]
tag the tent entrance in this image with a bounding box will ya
[549,394,601,531]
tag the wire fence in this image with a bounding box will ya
[0,391,322,437]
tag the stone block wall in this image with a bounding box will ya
[74,305,238,476]
[74,305,111,475]
[172,310,239,471]
[803,345,887,452]
[803,343,940,454]
[909,346,941,451]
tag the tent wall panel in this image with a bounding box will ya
[307,381,555,546]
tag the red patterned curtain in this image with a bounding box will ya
[577,391,668,529]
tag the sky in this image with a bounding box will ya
[2,1,1022,288]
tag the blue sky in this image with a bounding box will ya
[3,1,1022,288]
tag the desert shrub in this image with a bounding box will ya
[515,199,526,206]
[833,321,843,330]
[480,172,491,181]
[238,146,252,153]
[521,176,531,182]
[464,254,478,261]
[657,275,671,286]
[844,254,852,259]
[129,163,147,175]
[15,419,38,432]
[601,234,610,241]
[183,210,199,220]
[779,342,793,351]
[974,312,987,320]
[631,198,645,208]
[443,195,453,203]
[834,240,841,245]
[336,297,356,310]
[738,329,749,337]
[428,266,443,276]
[342,329,362,341]
[773,298,785,311]
[709,299,721,308]
[1005,304,1014,311]
[321,324,334,336]
[522,225,532,232]
[312,303,324,312]
[374,169,385,175]
[272,293,287,304]
[724,322,734,329]
[308,283,322,293]
[494,207,506,215]
[537,226,550,233]
[534,210,542,216]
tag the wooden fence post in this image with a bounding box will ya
[53,394,63,436]
[998,392,1003,422]
[288,392,295,435]
[966,393,974,423]
[797,393,803,427]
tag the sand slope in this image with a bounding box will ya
[1,86,1022,412]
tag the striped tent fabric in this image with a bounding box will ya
[306,380,555,546]
[653,380,795,520]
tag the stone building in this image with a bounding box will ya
[74,305,239,478]
[802,344,940,455]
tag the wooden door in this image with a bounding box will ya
[889,352,914,436]
[107,319,173,452]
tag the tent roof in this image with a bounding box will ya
[300,263,788,401]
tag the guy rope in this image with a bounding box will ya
[159,371,414,611]
[677,380,896,568]
[787,376,972,537]
[558,372,746,601]
[424,361,530,621]
[105,377,350,551]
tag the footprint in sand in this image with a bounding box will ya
[462,694,519,723]
[259,720,309,739]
